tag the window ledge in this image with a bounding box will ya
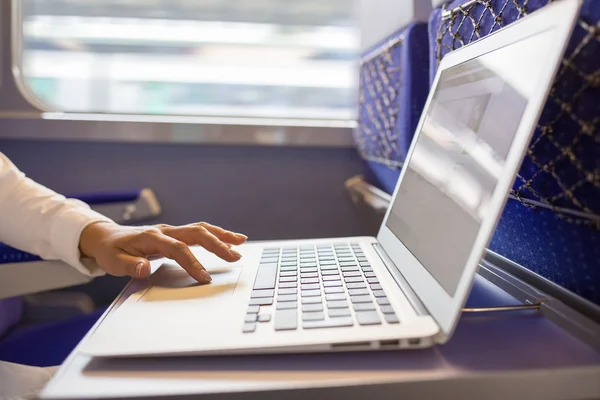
[0,111,357,148]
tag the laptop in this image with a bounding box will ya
[81,0,580,358]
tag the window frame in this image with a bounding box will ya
[5,0,357,148]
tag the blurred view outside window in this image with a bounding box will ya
[19,0,359,120]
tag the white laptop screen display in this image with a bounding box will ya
[385,31,555,296]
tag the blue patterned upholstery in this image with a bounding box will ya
[428,0,600,305]
[354,22,430,189]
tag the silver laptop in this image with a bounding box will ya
[81,0,580,358]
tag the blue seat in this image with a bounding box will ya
[0,305,106,367]
[355,22,430,194]
[354,1,599,306]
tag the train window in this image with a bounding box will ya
[15,1,359,121]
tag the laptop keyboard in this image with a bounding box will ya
[243,242,400,333]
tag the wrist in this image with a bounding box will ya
[79,220,118,259]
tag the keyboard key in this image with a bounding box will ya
[341,266,360,272]
[361,267,373,272]
[377,297,391,306]
[342,271,361,277]
[372,290,387,298]
[279,276,297,283]
[301,278,319,284]
[329,308,351,318]
[245,314,257,323]
[357,257,368,263]
[301,283,320,291]
[247,305,260,314]
[347,282,366,289]
[300,272,318,279]
[324,287,344,294]
[321,271,340,277]
[302,312,325,321]
[319,260,336,265]
[281,262,298,267]
[279,271,297,277]
[252,289,275,298]
[303,318,354,329]
[339,260,356,265]
[254,265,277,290]
[367,278,380,284]
[327,300,349,309]
[275,309,297,331]
[301,263,317,268]
[258,313,271,323]
[353,302,376,311]
[370,283,383,291]
[325,293,346,301]
[348,288,369,296]
[302,303,323,312]
[280,266,297,272]
[276,301,297,310]
[278,294,297,302]
[300,267,318,273]
[243,323,256,333]
[364,272,377,278]
[301,296,322,304]
[278,288,297,295]
[320,265,338,270]
[344,276,364,283]
[249,297,273,306]
[301,289,321,297]
[356,311,381,325]
[380,305,395,314]
[323,280,342,287]
[350,295,372,303]
[279,282,297,288]
[384,314,400,324]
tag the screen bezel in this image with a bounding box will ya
[376,0,581,341]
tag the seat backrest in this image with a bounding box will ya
[354,21,431,194]
[428,0,600,305]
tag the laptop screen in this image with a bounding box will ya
[385,31,556,296]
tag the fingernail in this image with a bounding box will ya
[236,234,248,240]
[135,261,145,277]
[229,248,242,258]
[200,269,212,282]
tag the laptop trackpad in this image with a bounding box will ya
[140,263,243,302]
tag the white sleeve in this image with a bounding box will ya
[0,152,111,276]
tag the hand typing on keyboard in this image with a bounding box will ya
[79,221,247,284]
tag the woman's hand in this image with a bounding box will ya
[79,221,247,283]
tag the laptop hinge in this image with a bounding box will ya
[373,243,430,318]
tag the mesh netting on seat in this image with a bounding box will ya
[355,23,430,170]
[356,35,407,168]
[434,0,599,229]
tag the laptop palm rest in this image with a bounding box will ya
[141,263,243,302]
